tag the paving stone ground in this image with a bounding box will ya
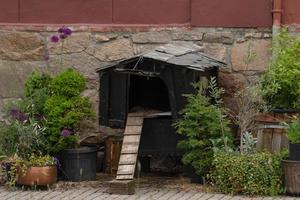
[0,186,296,200]
[0,174,297,200]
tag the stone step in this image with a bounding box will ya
[108,180,135,195]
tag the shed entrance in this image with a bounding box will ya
[129,75,170,112]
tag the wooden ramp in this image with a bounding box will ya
[109,113,144,194]
[116,113,144,180]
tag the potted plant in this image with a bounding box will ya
[3,155,57,187]
[284,118,300,160]
[173,77,233,183]
[43,69,96,181]
[260,29,300,195]
[256,29,300,152]
[0,113,57,187]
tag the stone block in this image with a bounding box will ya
[108,180,135,195]
[203,32,234,44]
[203,43,227,61]
[0,60,44,98]
[172,30,203,41]
[92,38,134,61]
[0,31,45,61]
[48,33,91,54]
[218,70,248,114]
[231,39,271,71]
[132,32,171,44]
[94,34,118,43]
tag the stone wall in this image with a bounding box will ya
[0,26,272,133]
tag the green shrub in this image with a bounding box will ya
[260,29,300,109]
[174,78,233,177]
[23,71,52,117]
[211,152,283,196]
[50,69,85,97]
[44,69,94,154]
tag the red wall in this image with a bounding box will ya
[191,0,272,27]
[282,0,300,24]
[113,0,190,24]
[0,0,299,27]
[0,0,19,23]
[20,0,112,24]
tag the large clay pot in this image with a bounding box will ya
[17,166,57,186]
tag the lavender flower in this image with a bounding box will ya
[59,34,68,39]
[63,27,72,36]
[61,129,71,137]
[10,108,27,122]
[50,35,59,43]
[58,26,72,37]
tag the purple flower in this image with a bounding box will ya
[58,26,72,36]
[10,108,27,122]
[59,34,68,39]
[58,27,65,33]
[50,35,59,43]
[63,27,72,36]
[61,129,71,137]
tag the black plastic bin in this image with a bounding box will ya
[60,146,97,182]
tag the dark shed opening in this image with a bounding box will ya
[96,43,226,173]
[129,75,170,112]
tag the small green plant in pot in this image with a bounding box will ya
[283,117,300,160]
[44,69,96,181]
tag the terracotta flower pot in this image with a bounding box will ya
[17,166,57,186]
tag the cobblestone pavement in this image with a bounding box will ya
[0,174,298,200]
[0,186,298,200]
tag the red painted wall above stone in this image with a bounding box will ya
[0,0,300,27]
[113,0,190,24]
[282,0,300,24]
[191,0,272,27]
[0,0,19,23]
[19,0,112,24]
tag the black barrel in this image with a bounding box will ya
[289,143,300,161]
[60,147,97,182]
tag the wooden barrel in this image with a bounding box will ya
[283,160,300,195]
[255,111,300,152]
[105,136,123,174]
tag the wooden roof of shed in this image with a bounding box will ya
[96,43,226,72]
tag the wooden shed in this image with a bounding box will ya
[96,43,226,174]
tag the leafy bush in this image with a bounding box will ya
[23,72,52,117]
[50,69,85,97]
[44,69,94,154]
[211,152,283,196]
[260,29,300,109]
[0,119,48,160]
[174,78,233,177]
